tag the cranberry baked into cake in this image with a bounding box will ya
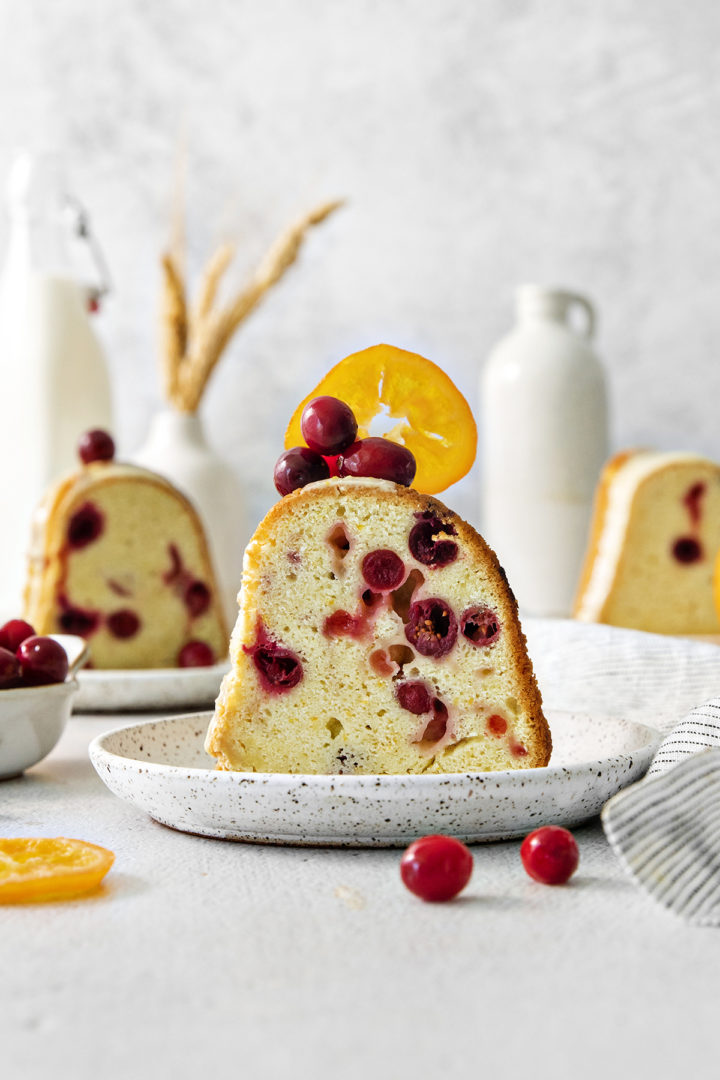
[205,478,551,774]
[24,457,228,669]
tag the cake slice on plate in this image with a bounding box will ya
[24,432,228,669]
[574,449,720,634]
[205,477,550,774]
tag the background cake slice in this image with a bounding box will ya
[574,449,720,634]
[205,477,550,774]
[24,456,228,669]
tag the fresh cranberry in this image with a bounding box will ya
[58,603,100,637]
[78,429,115,465]
[400,835,473,902]
[178,641,215,667]
[461,606,501,646]
[0,646,21,689]
[107,610,141,639]
[362,549,405,591]
[245,637,303,692]
[324,454,342,477]
[521,826,579,885]
[274,447,330,496]
[396,680,434,714]
[185,581,211,617]
[408,513,458,567]
[672,537,703,564]
[0,619,36,653]
[17,636,69,685]
[67,502,104,549]
[339,438,416,487]
[301,396,358,455]
[487,714,507,736]
[405,598,458,657]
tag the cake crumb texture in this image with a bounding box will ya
[24,463,228,668]
[206,479,550,774]
[574,451,720,634]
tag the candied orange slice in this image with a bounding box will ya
[0,837,114,903]
[285,344,477,493]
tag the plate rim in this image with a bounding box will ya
[89,708,662,788]
[78,661,230,683]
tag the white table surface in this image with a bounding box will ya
[3,712,719,1080]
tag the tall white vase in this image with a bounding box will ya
[480,286,609,617]
[133,409,247,627]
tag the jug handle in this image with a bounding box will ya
[63,195,113,303]
[565,292,595,339]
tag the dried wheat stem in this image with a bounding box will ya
[160,198,343,412]
[160,253,187,404]
[183,199,343,406]
[190,242,235,334]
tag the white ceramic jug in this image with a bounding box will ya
[0,151,113,615]
[480,286,609,617]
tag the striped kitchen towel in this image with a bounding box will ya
[521,620,720,926]
[602,700,720,926]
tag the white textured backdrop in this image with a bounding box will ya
[2,0,720,528]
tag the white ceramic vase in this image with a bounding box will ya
[480,286,609,618]
[133,409,247,627]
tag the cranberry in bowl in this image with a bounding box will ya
[0,624,88,779]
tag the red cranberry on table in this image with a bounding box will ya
[0,618,36,654]
[78,429,115,465]
[0,646,21,689]
[339,438,416,487]
[178,641,215,668]
[16,636,69,686]
[274,447,331,496]
[301,396,358,456]
[400,834,473,902]
[520,826,579,885]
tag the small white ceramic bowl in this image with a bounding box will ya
[0,634,87,780]
[0,679,79,779]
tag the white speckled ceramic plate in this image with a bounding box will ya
[89,709,660,845]
[75,662,229,713]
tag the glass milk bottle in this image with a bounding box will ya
[0,151,113,614]
[480,286,608,616]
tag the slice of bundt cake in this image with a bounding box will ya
[24,456,228,669]
[574,450,720,634]
[205,478,551,774]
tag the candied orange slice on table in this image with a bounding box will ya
[285,344,477,494]
[0,837,114,903]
